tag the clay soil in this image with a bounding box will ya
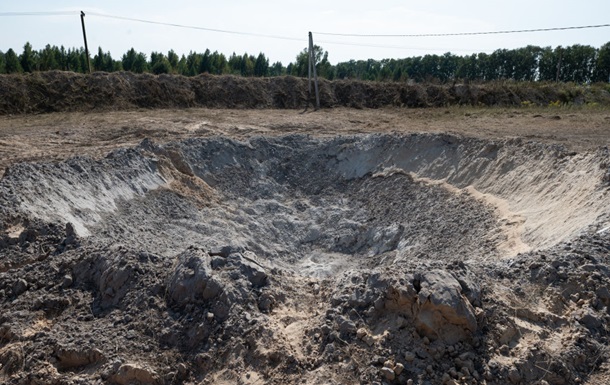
[1,106,610,385]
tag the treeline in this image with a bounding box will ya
[335,44,610,84]
[0,42,609,83]
[0,43,282,77]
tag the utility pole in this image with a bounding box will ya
[80,11,92,73]
[308,32,320,110]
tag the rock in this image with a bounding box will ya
[228,252,268,287]
[0,325,14,342]
[209,245,245,258]
[13,279,28,296]
[406,380,414,385]
[337,316,357,336]
[383,360,394,369]
[55,346,105,370]
[356,328,368,340]
[448,368,458,378]
[404,351,416,362]
[110,363,159,385]
[596,286,610,301]
[456,272,482,307]
[380,367,396,381]
[394,362,404,375]
[575,308,602,330]
[0,346,24,375]
[414,269,477,344]
[363,335,375,347]
[176,363,188,380]
[63,222,77,245]
[507,366,520,384]
[258,292,275,312]
[62,275,73,288]
[167,249,221,306]
[95,254,136,308]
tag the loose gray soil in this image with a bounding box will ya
[1,108,610,385]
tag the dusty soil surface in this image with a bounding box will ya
[1,107,610,385]
[1,107,609,176]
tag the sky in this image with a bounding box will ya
[1,1,609,65]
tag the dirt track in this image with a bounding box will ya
[1,106,610,385]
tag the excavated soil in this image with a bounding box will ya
[1,108,610,385]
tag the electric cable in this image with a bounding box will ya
[314,23,610,37]
[0,11,78,16]
[85,11,307,43]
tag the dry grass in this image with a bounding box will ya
[0,71,609,115]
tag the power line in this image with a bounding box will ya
[316,39,482,53]
[0,11,78,16]
[86,12,483,51]
[314,23,610,38]
[85,11,307,43]
[1,11,606,53]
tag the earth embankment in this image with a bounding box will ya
[1,71,609,115]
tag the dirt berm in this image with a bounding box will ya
[1,71,609,115]
[1,133,610,384]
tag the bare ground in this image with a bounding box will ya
[1,106,609,176]
[1,106,610,385]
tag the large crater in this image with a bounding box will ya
[2,133,610,385]
[2,134,608,267]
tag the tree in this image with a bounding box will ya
[561,44,596,83]
[291,45,327,78]
[228,52,242,75]
[150,52,171,74]
[121,49,147,73]
[122,48,137,72]
[176,54,188,75]
[253,52,269,77]
[240,53,254,76]
[58,46,68,71]
[538,47,559,81]
[210,52,228,74]
[185,51,201,76]
[317,51,334,79]
[593,42,610,83]
[5,48,22,73]
[38,44,61,71]
[0,51,6,74]
[132,52,148,73]
[20,42,37,72]
[167,50,179,71]
[93,47,116,72]
[269,61,284,76]
[65,48,84,73]
[512,46,543,81]
[198,49,212,74]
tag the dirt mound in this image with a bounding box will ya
[1,134,610,384]
[1,72,609,115]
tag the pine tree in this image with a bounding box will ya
[0,51,6,74]
[20,42,37,72]
[5,48,23,73]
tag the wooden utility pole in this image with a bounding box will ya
[308,32,320,110]
[80,11,92,73]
